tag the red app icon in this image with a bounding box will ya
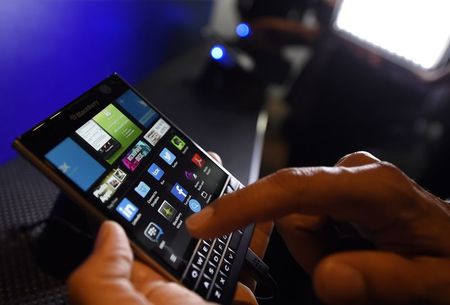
[191,153,205,168]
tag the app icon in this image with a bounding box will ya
[171,183,188,202]
[134,181,150,198]
[144,222,164,242]
[159,147,176,165]
[143,118,170,146]
[185,170,198,181]
[148,163,164,181]
[158,200,177,221]
[188,199,202,213]
[192,153,205,168]
[169,254,177,263]
[171,135,186,151]
[122,140,151,171]
[116,198,138,222]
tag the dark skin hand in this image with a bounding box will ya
[187,151,450,305]
[68,152,271,305]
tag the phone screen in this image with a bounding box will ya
[32,82,230,278]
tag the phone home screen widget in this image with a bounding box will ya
[158,200,177,222]
[159,147,176,165]
[148,163,164,181]
[171,135,186,151]
[171,183,188,202]
[191,153,205,168]
[188,199,202,213]
[144,222,164,243]
[134,181,151,198]
[116,198,139,222]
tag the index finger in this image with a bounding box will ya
[186,162,417,239]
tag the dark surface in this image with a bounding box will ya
[0,44,265,305]
[0,157,67,305]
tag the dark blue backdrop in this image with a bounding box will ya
[0,0,211,164]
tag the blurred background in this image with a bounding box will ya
[1,0,450,304]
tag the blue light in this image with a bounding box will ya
[210,45,224,60]
[236,23,250,38]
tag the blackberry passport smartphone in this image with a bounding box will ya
[13,73,254,304]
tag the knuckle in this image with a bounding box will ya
[271,166,335,194]
[272,167,308,188]
[352,150,378,160]
[102,247,133,270]
[337,151,380,166]
[377,161,402,176]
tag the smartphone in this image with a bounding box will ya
[13,73,254,304]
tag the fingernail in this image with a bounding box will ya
[186,207,214,231]
[316,262,366,305]
[95,221,113,250]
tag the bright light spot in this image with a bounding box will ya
[210,45,224,60]
[334,0,450,69]
[236,23,250,38]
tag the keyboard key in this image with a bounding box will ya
[228,231,242,251]
[228,177,240,190]
[219,234,229,244]
[196,274,212,297]
[198,241,211,257]
[226,185,234,194]
[183,265,200,288]
[192,253,206,270]
[209,251,221,265]
[210,286,223,302]
[204,262,216,278]
[213,240,225,253]
[215,272,227,290]
[220,260,232,276]
[224,249,235,263]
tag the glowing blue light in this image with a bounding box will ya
[210,45,224,60]
[236,23,250,38]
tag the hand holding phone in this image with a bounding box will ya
[68,220,259,305]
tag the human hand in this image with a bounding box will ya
[68,221,258,305]
[68,221,214,305]
[186,151,450,305]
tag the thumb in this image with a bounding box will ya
[68,221,137,305]
[87,221,134,277]
[313,251,450,305]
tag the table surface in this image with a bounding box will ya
[0,43,266,305]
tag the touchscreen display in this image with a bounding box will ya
[43,89,229,277]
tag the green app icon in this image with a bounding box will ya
[158,200,177,222]
[171,135,186,151]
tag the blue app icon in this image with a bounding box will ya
[134,181,150,198]
[144,222,164,242]
[171,183,188,202]
[116,198,139,222]
[188,199,202,213]
[148,163,164,181]
[159,147,176,165]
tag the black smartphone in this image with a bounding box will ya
[13,73,254,304]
